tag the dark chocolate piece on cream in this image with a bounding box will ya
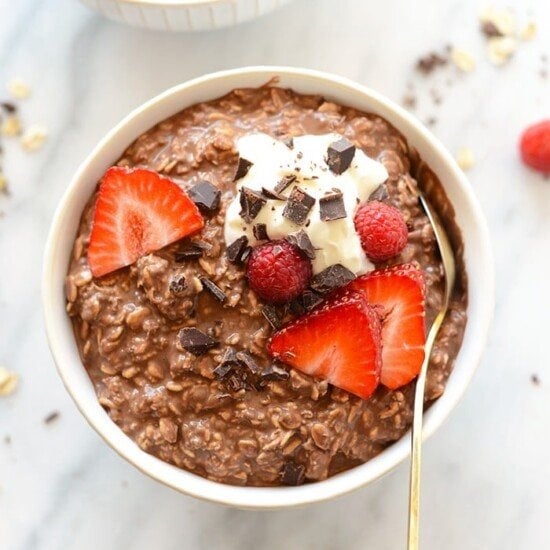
[188,180,221,213]
[310,264,356,294]
[253,223,269,241]
[200,277,226,303]
[368,184,391,203]
[282,186,315,225]
[326,138,356,174]
[179,327,219,356]
[234,157,253,180]
[274,174,297,194]
[319,190,346,221]
[261,187,286,201]
[282,136,294,149]
[286,230,315,259]
[239,187,266,222]
[225,236,249,263]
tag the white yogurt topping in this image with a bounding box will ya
[224,133,388,275]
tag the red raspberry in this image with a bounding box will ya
[520,120,550,174]
[246,240,312,303]
[354,201,408,262]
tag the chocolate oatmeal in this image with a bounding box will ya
[66,86,467,487]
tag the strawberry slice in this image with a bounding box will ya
[88,167,204,277]
[348,264,426,389]
[269,291,382,399]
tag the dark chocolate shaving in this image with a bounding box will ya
[261,187,286,201]
[326,138,356,174]
[261,363,290,381]
[179,327,219,356]
[213,348,240,379]
[253,223,269,241]
[261,305,283,329]
[319,190,347,221]
[236,351,261,375]
[281,461,306,486]
[239,187,266,223]
[200,277,226,303]
[274,174,297,194]
[188,180,221,213]
[368,184,391,203]
[234,157,253,180]
[225,236,249,263]
[175,242,204,262]
[310,264,356,294]
[282,186,315,226]
[286,230,315,259]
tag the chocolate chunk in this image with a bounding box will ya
[299,290,324,312]
[310,264,356,294]
[213,349,239,379]
[175,242,204,262]
[262,305,283,329]
[319,190,346,221]
[286,230,315,259]
[261,363,290,381]
[326,138,356,174]
[253,223,269,241]
[281,461,306,486]
[179,327,219,355]
[282,186,315,225]
[188,180,221,213]
[200,277,226,303]
[236,351,261,374]
[274,174,297,194]
[225,236,249,263]
[234,157,253,180]
[169,275,187,295]
[368,184,391,203]
[239,187,266,222]
[0,102,16,114]
[261,187,286,201]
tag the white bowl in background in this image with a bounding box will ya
[43,66,494,509]
[79,0,293,32]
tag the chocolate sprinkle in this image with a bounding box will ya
[261,187,286,201]
[286,230,315,259]
[188,180,221,213]
[200,277,226,303]
[234,157,253,180]
[261,363,290,381]
[310,264,356,294]
[326,138,356,175]
[319,190,346,221]
[175,242,204,262]
[281,461,306,486]
[239,187,266,222]
[261,305,283,329]
[179,327,219,356]
[282,186,315,225]
[274,174,297,194]
[368,184,391,203]
[253,223,269,241]
[225,236,249,263]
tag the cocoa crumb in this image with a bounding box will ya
[531,374,540,386]
[416,52,448,75]
[44,410,60,424]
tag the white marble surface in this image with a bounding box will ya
[0,0,549,548]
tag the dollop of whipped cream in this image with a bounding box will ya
[224,133,388,275]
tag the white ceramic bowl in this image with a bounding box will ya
[79,0,293,32]
[43,66,494,509]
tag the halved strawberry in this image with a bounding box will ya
[88,167,204,277]
[348,264,426,389]
[269,291,382,399]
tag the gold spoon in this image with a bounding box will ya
[407,193,456,550]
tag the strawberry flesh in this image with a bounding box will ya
[347,264,426,389]
[269,291,382,399]
[88,167,204,277]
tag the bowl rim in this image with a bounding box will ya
[42,66,494,509]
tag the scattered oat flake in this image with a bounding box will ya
[487,36,517,66]
[479,6,516,37]
[0,367,18,396]
[1,115,22,137]
[520,22,537,41]
[7,77,31,99]
[451,48,476,72]
[456,147,475,171]
[20,125,48,152]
